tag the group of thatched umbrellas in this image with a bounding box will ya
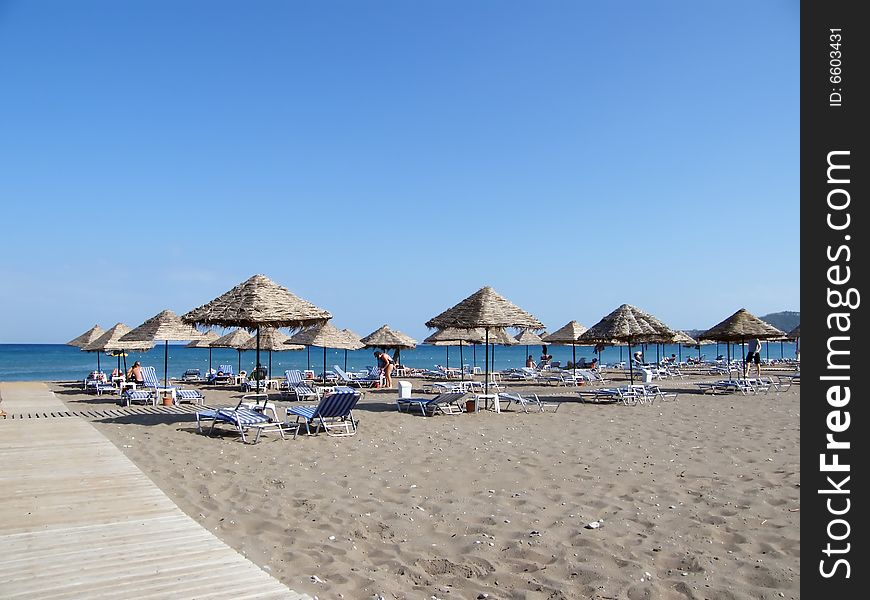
[422,287,794,390]
[68,276,797,396]
[66,275,421,395]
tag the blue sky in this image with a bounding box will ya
[0,1,799,343]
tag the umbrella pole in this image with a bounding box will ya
[209,347,212,372]
[766,341,770,362]
[572,342,576,379]
[628,340,634,385]
[446,346,449,372]
[727,343,732,381]
[97,352,101,374]
[164,340,169,388]
[237,350,241,378]
[269,349,272,380]
[323,346,327,387]
[741,337,746,379]
[656,343,660,365]
[473,344,477,369]
[256,328,261,394]
[678,344,682,362]
[344,349,348,372]
[484,329,490,395]
[460,342,464,381]
[307,346,311,370]
[781,340,785,359]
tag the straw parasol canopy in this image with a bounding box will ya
[288,322,362,382]
[426,286,542,394]
[210,328,254,348]
[186,329,221,373]
[579,304,676,383]
[121,310,205,388]
[67,325,105,348]
[579,304,675,344]
[361,324,417,365]
[82,323,154,375]
[182,274,332,396]
[425,286,543,330]
[423,327,486,345]
[340,329,365,351]
[423,327,486,378]
[698,309,785,343]
[239,327,302,378]
[543,321,588,375]
[181,274,332,330]
[670,331,699,346]
[240,327,300,351]
[210,328,254,376]
[514,329,545,346]
[361,325,417,349]
[83,323,155,353]
[698,309,785,378]
[186,330,220,348]
[543,321,588,344]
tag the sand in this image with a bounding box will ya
[47,372,800,600]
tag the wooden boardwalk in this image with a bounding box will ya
[0,382,311,599]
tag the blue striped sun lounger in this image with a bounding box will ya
[196,407,286,444]
[175,389,205,405]
[123,390,155,406]
[287,391,361,438]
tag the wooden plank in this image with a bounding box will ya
[0,383,310,600]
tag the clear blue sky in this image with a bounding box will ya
[0,0,799,343]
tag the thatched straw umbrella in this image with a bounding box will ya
[182,274,332,396]
[67,325,105,348]
[543,321,588,377]
[668,330,698,363]
[698,309,785,378]
[82,323,155,378]
[514,329,545,366]
[423,327,486,379]
[340,329,365,371]
[121,310,204,388]
[186,330,221,372]
[68,325,106,372]
[239,327,303,379]
[210,329,254,376]
[288,322,359,384]
[360,325,417,365]
[578,304,676,384]
[426,286,543,394]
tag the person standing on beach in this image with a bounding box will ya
[375,351,394,388]
[745,338,762,378]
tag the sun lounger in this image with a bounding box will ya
[181,368,203,382]
[287,391,362,438]
[196,406,287,444]
[123,389,156,407]
[498,392,560,413]
[281,369,319,401]
[175,389,206,405]
[396,391,467,416]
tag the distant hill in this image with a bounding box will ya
[681,310,799,340]
[759,311,800,333]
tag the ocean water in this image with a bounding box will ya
[0,341,798,382]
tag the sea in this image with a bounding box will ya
[0,341,798,382]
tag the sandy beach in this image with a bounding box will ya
[45,372,800,600]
